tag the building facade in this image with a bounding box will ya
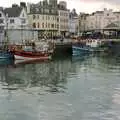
[58,1,69,36]
[69,9,79,35]
[3,4,28,30]
[79,13,89,32]
[27,0,59,38]
[79,8,120,32]
[0,4,38,44]
[27,0,69,38]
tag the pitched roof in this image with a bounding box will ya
[105,23,119,28]
[3,7,22,17]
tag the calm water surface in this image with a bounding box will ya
[0,55,120,120]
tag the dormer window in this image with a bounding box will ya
[10,19,14,23]
[0,19,4,23]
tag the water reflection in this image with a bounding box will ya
[0,58,74,93]
[0,55,120,120]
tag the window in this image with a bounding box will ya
[33,15,36,19]
[57,18,59,22]
[0,19,4,24]
[21,19,26,24]
[48,23,50,28]
[51,24,54,28]
[0,13,1,17]
[57,24,59,29]
[42,23,44,28]
[107,13,109,16]
[38,23,39,28]
[10,19,14,23]
[33,23,36,28]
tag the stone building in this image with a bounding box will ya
[27,0,59,38]
[69,9,79,35]
[27,0,69,38]
[79,8,120,33]
[58,1,69,36]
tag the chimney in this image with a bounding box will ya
[20,2,26,8]
[12,4,19,8]
[0,7,3,11]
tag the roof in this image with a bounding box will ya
[3,7,22,17]
[57,4,67,10]
[95,11,104,14]
[104,22,120,30]
[105,23,119,28]
[92,11,103,15]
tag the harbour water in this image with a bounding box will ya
[0,54,120,120]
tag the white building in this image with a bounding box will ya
[58,1,69,36]
[79,8,120,32]
[69,9,79,35]
[3,4,28,29]
[79,13,89,32]
[0,4,38,44]
[27,0,60,38]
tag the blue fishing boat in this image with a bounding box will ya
[0,50,14,59]
[0,57,14,67]
[0,26,14,59]
[72,39,105,56]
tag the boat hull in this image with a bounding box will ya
[14,51,52,60]
[15,55,51,60]
[0,51,14,59]
[72,45,92,56]
[72,45,105,56]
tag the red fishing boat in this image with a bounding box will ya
[9,40,55,60]
[13,50,52,60]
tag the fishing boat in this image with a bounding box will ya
[0,50,14,59]
[10,39,54,60]
[0,56,14,67]
[72,39,105,56]
[14,50,52,60]
[0,27,14,59]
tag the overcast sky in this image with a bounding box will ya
[1,0,120,13]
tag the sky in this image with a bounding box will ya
[1,0,120,13]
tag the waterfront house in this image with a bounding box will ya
[3,4,28,30]
[1,3,38,44]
